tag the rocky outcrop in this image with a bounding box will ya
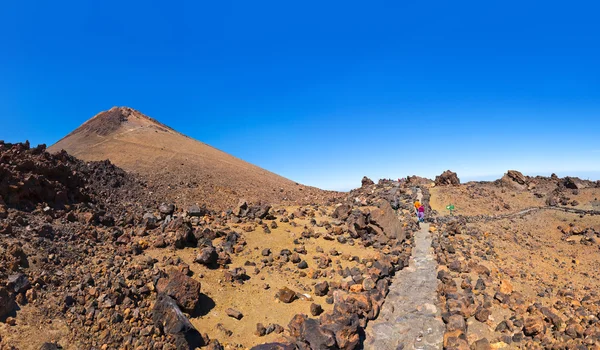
[434,170,460,186]
[361,176,375,187]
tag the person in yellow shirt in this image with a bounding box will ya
[414,200,421,216]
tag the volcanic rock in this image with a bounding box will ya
[156,270,202,313]
[226,308,243,320]
[361,176,375,187]
[152,293,203,347]
[0,287,16,319]
[277,287,297,303]
[435,170,460,186]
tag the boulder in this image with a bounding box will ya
[370,200,405,241]
[314,281,329,297]
[277,287,297,304]
[0,287,16,319]
[156,270,202,313]
[152,293,203,348]
[311,303,324,316]
[159,203,175,215]
[188,205,208,217]
[332,204,351,221]
[506,170,527,185]
[523,317,546,336]
[320,311,361,350]
[300,318,336,349]
[235,199,249,217]
[361,176,375,187]
[8,273,31,294]
[564,177,582,189]
[501,170,528,190]
[194,246,218,266]
[435,170,460,186]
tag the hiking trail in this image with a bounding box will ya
[364,188,444,350]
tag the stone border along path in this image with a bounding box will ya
[364,188,444,350]
[435,205,600,225]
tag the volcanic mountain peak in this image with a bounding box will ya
[49,107,336,210]
[62,106,177,139]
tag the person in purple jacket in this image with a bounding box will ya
[417,205,425,222]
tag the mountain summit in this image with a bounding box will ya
[58,106,178,138]
[49,107,334,209]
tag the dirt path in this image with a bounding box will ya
[364,190,443,349]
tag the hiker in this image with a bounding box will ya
[418,205,425,222]
[414,200,421,215]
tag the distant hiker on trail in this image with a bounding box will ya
[418,205,425,222]
[414,200,421,215]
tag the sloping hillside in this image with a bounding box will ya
[49,107,337,210]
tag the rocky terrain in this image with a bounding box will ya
[430,170,600,349]
[3,125,600,350]
[48,107,339,211]
[0,141,421,350]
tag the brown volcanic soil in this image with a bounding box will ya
[430,179,600,349]
[1,142,417,350]
[430,182,545,216]
[145,205,396,348]
[49,107,339,211]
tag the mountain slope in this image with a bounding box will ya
[49,107,336,210]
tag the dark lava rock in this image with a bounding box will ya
[8,273,31,293]
[194,246,218,266]
[0,287,16,319]
[301,318,336,349]
[314,281,329,297]
[475,307,491,323]
[188,205,208,217]
[310,303,324,316]
[152,293,203,348]
[226,308,243,320]
[361,176,375,187]
[156,270,202,313]
[435,170,460,186]
[159,203,175,215]
[277,287,297,304]
[297,260,308,269]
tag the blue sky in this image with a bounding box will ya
[1,1,599,190]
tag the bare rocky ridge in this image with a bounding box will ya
[49,107,339,211]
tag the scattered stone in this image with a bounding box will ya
[194,246,218,266]
[226,308,243,320]
[314,281,329,297]
[523,317,546,336]
[277,287,297,303]
[310,303,324,316]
